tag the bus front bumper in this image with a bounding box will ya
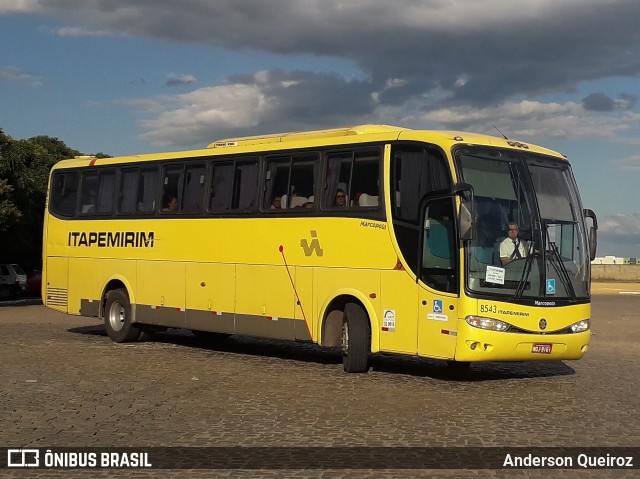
[454,321,591,362]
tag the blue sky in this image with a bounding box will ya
[1,0,639,256]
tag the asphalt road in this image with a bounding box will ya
[0,291,638,479]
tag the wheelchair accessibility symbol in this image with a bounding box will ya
[546,279,556,295]
[433,299,443,313]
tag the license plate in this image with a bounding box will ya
[532,343,553,354]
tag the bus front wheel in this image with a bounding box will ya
[342,303,370,373]
[104,288,141,343]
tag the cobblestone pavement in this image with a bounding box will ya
[0,293,638,479]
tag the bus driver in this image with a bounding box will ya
[499,221,528,265]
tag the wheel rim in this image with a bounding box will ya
[108,300,126,332]
[341,321,349,356]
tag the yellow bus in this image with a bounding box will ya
[42,125,598,373]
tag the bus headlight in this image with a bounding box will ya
[570,319,590,333]
[465,315,511,332]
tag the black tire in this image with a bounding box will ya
[104,288,141,343]
[342,302,370,373]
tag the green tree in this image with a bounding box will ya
[0,128,97,268]
[0,178,21,229]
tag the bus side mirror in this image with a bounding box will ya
[584,208,598,261]
[453,183,475,241]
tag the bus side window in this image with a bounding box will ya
[263,158,290,209]
[139,167,157,213]
[80,170,115,215]
[392,147,450,222]
[324,152,350,208]
[422,197,457,293]
[233,161,259,211]
[162,165,183,213]
[96,170,116,214]
[79,172,99,214]
[323,149,380,209]
[210,159,259,213]
[290,155,316,208]
[210,162,234,212]
[391,145,452,278]
[50,171,79,216]
[263,155,317,211]
[182,163,205,213]
[352,150,380,207]
[119,167,157,214]
[119,168,139,213]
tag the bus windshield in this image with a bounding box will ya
[457,147,590,301]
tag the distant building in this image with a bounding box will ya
[592,256,639,264]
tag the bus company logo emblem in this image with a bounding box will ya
[539,318,547,330]
[300,230,324,257]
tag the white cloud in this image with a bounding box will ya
[600,213,640,236]
[0,0,44,14]
[52,26,114,37]
[615,155,640,171]
[0,66,42,86]
[416,100,640,140]
[15,1,639,153]
[166,73,197,87]
[129,70,372,147]
[128,78,640,149]
[5,0,639,110]
[136,84,268,146]
[597,213,640,257]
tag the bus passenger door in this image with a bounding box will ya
[417,197,459,359]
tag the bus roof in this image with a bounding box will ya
[207,124,408,148]
[209,124,565,158]
[52,125,566,169]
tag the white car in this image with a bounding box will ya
[0,263,27,300]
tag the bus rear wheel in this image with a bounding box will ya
[104,288,141,343]
[342,302,370,373]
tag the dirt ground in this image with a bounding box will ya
[591,281,640,295]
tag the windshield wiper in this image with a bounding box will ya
[515,240,535,300]
[547,241,577,301]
